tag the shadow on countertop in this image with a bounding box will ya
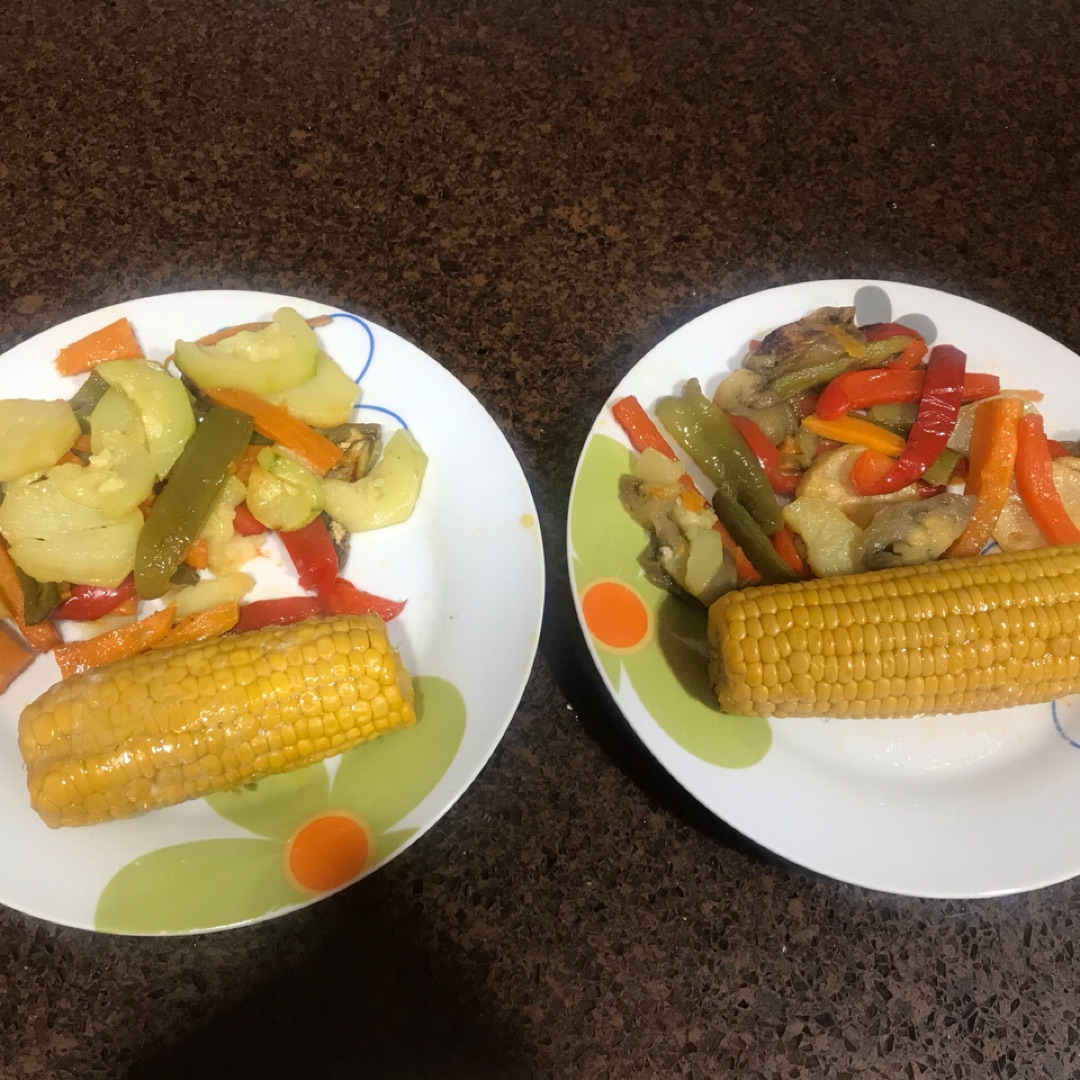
[125,881,538,1080]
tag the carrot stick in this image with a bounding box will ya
[54,605,174,679]
[947,398,1024,558]
[1014,414,1080,546]
[232,444,263,484]
[202,386,343,475]
[771,525,808,578]
[184,538,209,570]
[801,414,907,458]
[0,623,34,693]
[156,602,239,648]
[0,546,62,653]
[54,318,144,376]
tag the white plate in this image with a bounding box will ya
[568,279,1080,899]
[0,289,544,933]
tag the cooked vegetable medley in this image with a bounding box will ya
[0,308,427,699]
[614,305,1080,717]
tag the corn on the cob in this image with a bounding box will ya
[20,614,416,828]
[708,545,1080,719]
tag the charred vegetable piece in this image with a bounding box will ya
[322,423,382,481]
[135,406,254,599]
[618,474,736,606]
[744,307,862,380]
[861,493,976,570]
[68,371,112,433]
[711,369,797,444]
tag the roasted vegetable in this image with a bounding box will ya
[173,307,319,394]
[860,493,976,570]
[708,545,1080,718]
[795,445,920,529]
[0,399,81,482]
[95,359,196,479]
[323,423,383,481]
[744,307,914,405]
[246,446,325,532]
[656,379,795,584]
[19,614,416,827]
[852,345,967,496]
[134,405,253,599]
[0,478,143,588]
[782,496,865,578]
[322,429,427,533]
[711,369,796,444]
[619,456,736,606]
[266,351,360,428]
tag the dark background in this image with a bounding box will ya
[3,1,1080,1077]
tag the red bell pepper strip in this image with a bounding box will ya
[727,413,800,496]
[1048,439,1072,460]
[279,516,339,601]
[232,596,325,634]
[324,578,407,622]
[851,345,967,496]
[862,322,927,370]
[233,502,266,536]
[1014,413,1080,545]
[816,369,1000,421]
[53,575,137,621]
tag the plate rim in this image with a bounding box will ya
[0,287,546,934]
[566,276,1080,900]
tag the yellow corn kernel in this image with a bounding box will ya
[19,614,416,828]
[708,545,1080,719]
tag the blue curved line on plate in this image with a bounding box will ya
[355,403,409,430]
[328,312,375,385]
[1052,700,1080,749]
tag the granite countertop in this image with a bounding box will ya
[3,1,1080,1076]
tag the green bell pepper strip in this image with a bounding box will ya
[134,405,254,599]
[656,380,797,584]
[762,335,915,404]
[14,566,61,625]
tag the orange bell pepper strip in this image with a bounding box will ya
[1014,414,1080,546]
[54,605,175,679]
[202,387,343,476]
[947,397,1024,558]
[0,546,62,653]
[54,318,144,376]
[801,414,907,458]
[612,396,760,582]
[156,602,240,648]
[0,623,34,693]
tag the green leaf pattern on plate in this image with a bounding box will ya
[570,433,771,768]
[94,675,466,933]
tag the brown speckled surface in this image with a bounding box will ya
[4,1,1080,1077]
